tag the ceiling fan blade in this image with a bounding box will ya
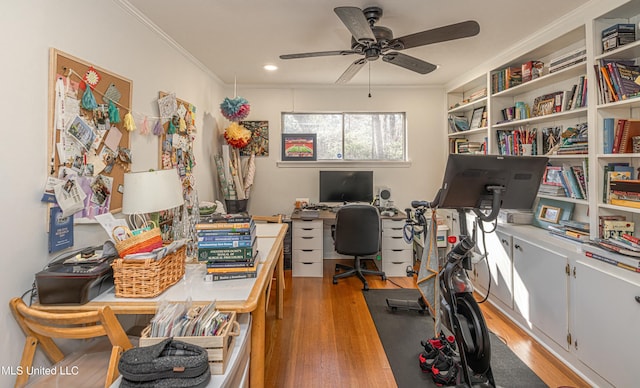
[335,58,367,84]
[334,6,376,43]
[391,20,480,50]
[382,52,437,74]
[280,50,358,60]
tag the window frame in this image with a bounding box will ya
[281,111,408,162]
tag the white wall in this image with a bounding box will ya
[221,86,447,217]
[0,1,225,385]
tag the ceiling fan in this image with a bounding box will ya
[279,6,480,84]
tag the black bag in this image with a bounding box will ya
[118,338,211,388]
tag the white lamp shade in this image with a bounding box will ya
[122,169,184,214]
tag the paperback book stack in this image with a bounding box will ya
[196,214,258,281]
[548,220,590,243]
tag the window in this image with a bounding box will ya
[282,112,406,161]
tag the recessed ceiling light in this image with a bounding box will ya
[263,64,278,71]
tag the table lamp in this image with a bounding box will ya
[122,169,184,234]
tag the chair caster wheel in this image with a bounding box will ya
[381,275,387,281]
[333,279,338,284]
[363,283,369,291]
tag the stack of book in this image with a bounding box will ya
[609,179,640,209]
[196,214,258,281]
[602,23,636,53]
[549,47,586,73]
[548,220,590,243]
[491,66,522,93]
[556,123,588,155]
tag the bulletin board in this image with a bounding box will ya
[47,48,132,219]
[157,91,196,185]
[156,92,197,240]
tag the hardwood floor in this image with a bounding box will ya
[265,259,588,388]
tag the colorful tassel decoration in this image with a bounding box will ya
[140,116,150,135]
[123,112,136,131]
[168,120,176,134]
[108,100,120,123]
[152,120,163,136]
[81,85,98,110]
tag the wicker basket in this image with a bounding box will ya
[112,246,186,298]
[112,224,163,258]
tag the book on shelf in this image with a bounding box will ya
[603,118,615,153]
[583,249,640,273]
[610,198,640,209]
[448,114,470,132]
[197,227,253,236]
[547,224,590,242]
[621,233,640,245]
[603,163,633,202]
[618,119,640,153]
[197,244,257,261]
[613,62,640,99]
[206,261,257,273]
[590,238,640,259]
[559,219,590,233]
[598,215,626,238]
[197,237,255,248]
[538,184,566,197]
[196,221,253,230]
[602,220,634,239]
[207,271,258,281]
[206,257,257,268]
[549,47,586,73]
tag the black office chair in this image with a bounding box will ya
[332,204,386,290]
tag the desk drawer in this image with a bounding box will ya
[292,234,322,250]
[382,249,412,277]
[292,261,323,277]
[382,235,411,250]
[292,249,322,263]
[293,219,323,231]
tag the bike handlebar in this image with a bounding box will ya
[411,189,442,209]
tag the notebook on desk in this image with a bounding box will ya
[300,210,320,219]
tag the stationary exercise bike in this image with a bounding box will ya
[397,154,548,387]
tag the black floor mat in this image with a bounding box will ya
[363,288,548,388]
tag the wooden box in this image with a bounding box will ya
[139,311,240,375]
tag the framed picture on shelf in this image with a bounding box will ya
[542,166,563,186]
[538,205,561,223]
[470,107,485,129]
[532,198,574,230]
[281,133,317,161]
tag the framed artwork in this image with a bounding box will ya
[538,205,561,223]
[470,107,485,129]
[542,166,563,186]
[282,133,317,161]
[239,120,269,156]
[532,198,574,230]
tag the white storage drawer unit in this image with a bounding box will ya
[292,219,323,277]
[381,219,412,277]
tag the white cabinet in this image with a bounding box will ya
[292,219,323,277]
[513,236,570,350]
[475,229,514,309]
[572,259,640,388]
[381,219,412,277]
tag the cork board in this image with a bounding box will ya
[47,48,132,218]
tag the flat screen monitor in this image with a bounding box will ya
[437,154,549,210]
[319,171,373,203]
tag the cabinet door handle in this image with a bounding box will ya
[635,296,640,304]
[302,249,313,252]
[514,244,521,250]
[302,262,313,265]
[501,239,509,245]
[302,236,314,239]
[302,228,314,231]
[392,249,403,252]
[391,261,404,264]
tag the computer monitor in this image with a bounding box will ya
[319,171,373,203]
[437,154,549,210]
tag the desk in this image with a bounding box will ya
[34,223,288,388]
[290,208,412,277]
